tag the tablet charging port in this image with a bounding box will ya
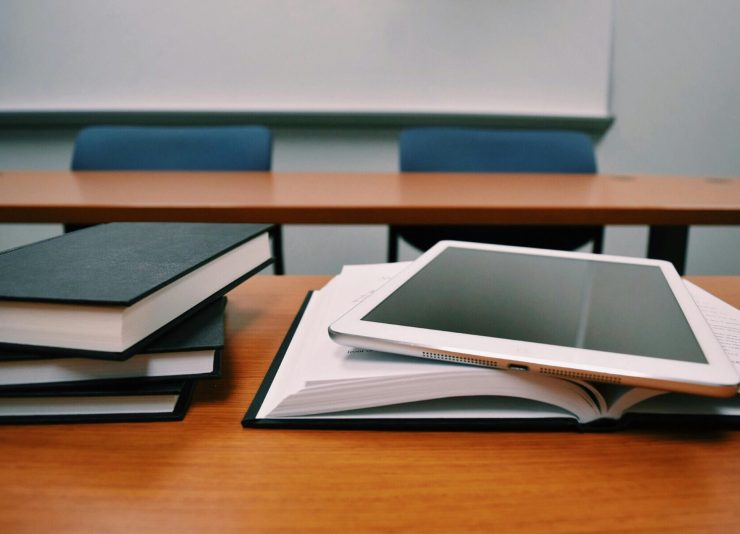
[508,364,529,372]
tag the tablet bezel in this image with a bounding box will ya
[329,241,739,398]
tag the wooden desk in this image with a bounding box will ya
[2,171,739,272]
[1,275,739,532]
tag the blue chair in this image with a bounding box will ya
[69,125,284,274]
[388,128,604,261]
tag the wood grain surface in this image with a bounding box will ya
[0,275,739,533]
[1,170,739,225]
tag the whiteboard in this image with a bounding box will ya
[0,0,613,118]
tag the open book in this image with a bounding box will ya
[244,263,740,430]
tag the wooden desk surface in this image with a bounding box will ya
[1,275,739,533]
[1,170,739,225]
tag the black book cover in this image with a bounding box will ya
[0,380,195,424]
[0,222,271,305]
[0,222,272,359]
[129,296,226,355]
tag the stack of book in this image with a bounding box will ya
[0,222,272,423]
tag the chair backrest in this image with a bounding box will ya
[71,126,272,171]
[399,128,596,173]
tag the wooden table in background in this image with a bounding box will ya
[1,275,739,532]
[2,171,739,272]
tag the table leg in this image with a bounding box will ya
[647,225,689,274]
[271,225,285,275]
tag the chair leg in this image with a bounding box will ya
[592,227,605,254]
[388,226,399,263]
[271,225,285,275]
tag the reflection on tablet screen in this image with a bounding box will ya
[363,247,706,363]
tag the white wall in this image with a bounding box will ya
[1,0,612,117]
[1,0,739,274]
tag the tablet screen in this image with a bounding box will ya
[363,247,706,363]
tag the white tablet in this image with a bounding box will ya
[330,241,739,398]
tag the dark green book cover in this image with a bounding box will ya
[0,222,271,305]
[0,222,272,359]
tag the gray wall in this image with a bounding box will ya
[1,0,738,274]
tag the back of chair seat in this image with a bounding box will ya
[71,126,272,171]
[400,128,596,174]
[389,127,602,261]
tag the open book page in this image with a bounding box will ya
[600,386,668,419]
[269,368,603,422]
[683,280,740,369]
[257,263,604,423]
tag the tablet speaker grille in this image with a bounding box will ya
[540,367,622,384]
[421,351,499,368]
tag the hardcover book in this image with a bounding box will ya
[0,223,272,359]
[243,263,740,431]
[0,297,226,389]
[0,380,194,424]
